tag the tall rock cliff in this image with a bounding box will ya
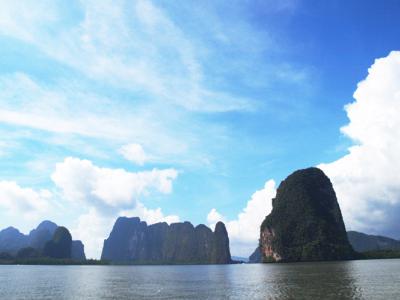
[213,222,231,263]
[71,240,86,260]
[260,167,354,262]
[101,217,232,264]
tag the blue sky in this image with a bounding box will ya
[0,0,400,258]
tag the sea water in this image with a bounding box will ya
[0,259,399,299]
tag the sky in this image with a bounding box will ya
[0,0,400,259]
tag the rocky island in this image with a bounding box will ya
[259,167,355,262]
[101,217,232,264]
[0,221,86,261]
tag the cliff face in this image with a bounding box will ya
[101,217,232,264]
[260,167,354,262]
[213,222,231,263]
[71,241,86,260]
[248,246,262,263]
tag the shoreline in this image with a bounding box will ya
[1,255,400,266]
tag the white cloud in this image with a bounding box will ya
[71,208,114,259]
[0,73,125,139]
[0,0,306,169]
[0,181,51,218]
[0,0,57,42]
[51,157,178,208]
[319,51,400,237]
[207,180,276,257]
[0,0,253,112]
[120,202,180,225]
[119,143,148,165]
[207,208,225,224]
[0,72,204,167]
[0,156,180,259]
[54,156,180,259]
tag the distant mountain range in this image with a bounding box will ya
[0,221,85,260]
[347,231,400,252]
[231,256,249,263]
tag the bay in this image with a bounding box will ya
[0,259,399,299]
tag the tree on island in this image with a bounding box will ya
[16,247,40,259]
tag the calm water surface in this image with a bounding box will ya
[0,259,399,299]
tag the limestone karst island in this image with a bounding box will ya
[1,168,398,266]
[1,1,400,299]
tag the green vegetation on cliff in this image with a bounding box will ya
[359,250,400,260]
[16,247,40,259]
[260,167,355,262]
[0,257,109,265]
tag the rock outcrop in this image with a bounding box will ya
[213,222,231,264]
[43,226,72,259]
[101,217,232,264]
[0,227,28,255]
[260,167,354,262]
[248,246,262,263]
[28,221,58,250]
[347,231,400,252]
[71,240,86,260]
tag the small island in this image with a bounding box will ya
[0,221,107,265]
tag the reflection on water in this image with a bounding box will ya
[262,261,362,299]
[0,259,399,299]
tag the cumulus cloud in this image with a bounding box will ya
[0,181,51,218]
[51,157,178,208]
[319,51,400,237]
[207,208,225,224]
[119,143,148,165]
[120,202,179,225]
[52,156,180,258]
[207,180,276,256]
[70,208,114,260]
[207,51,400,256]
[0,159,179,259]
